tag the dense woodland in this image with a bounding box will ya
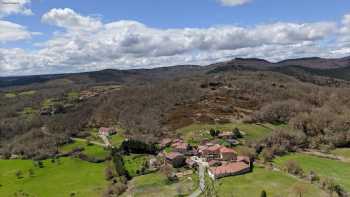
[1,58,350,159]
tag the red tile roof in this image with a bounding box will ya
[219,147,236,154]
[209,162,249,176]
[99,127,115,134]
[237,156,250,163]
[171,142,188,150]
[205,144,222,152]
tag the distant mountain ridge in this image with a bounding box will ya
[211,56,350,70]
[1,56,350,88]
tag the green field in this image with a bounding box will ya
[18,90,36,96]
[331,148,350,160]
[4,93,17,98]
[123,154,149,177]
[110,134,125,148]
[122,172,198,197]
[177,123,283,145]
[274,153,350,191]
[0,158,108,197]
[216,166,327,197]
[4,91,36,98]
[60,141,109,159]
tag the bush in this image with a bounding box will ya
[260,148,274,162]
[259,129,306,157]
[284,160,304,177]
[209,129,220,137]
[103,182,127,197]
[232,128,243,139]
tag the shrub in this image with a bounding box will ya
[284,160,304,177]
[232,128,243,139]
[209,129,220,137]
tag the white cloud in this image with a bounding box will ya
[0,0,32,18]
[0,20,35,42]
[218,0,251,6]
[330,14,350,56]
[0,8,348,76]
[42,8,102,32]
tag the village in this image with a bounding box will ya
[97,126,252,183]
[159,137,252,181]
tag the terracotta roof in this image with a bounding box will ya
[186,158,196,165]
[165,152,184,160]
[171,142,188,150]
[205,144,222,152]
[237,156,250,163]
[208,160,222,166]
[99,127,115,134]
[219,147,236,154]
[209,162,249,176]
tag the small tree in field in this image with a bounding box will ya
[15,170,23,179]
[292,183,307,197]
[260,190,267,197]
[210,129,220,137]
[232,128,243,139]
[105,165,115,180]
[28,169,35,177]
[284,160,304,177]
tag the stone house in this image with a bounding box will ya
[98,127,116,136]
[208,162,250,180]
[165,152,186,168]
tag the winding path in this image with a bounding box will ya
[189,157,209,197]
[70,137,107,147]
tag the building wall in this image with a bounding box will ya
[208,166,251,180]
[220,153,237,161]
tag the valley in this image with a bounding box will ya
[1,57,350,197]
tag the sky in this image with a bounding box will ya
[1,0,350,76]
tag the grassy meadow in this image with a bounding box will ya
[122,172,198,197]
[331,148,350,160]
[0,158,107,197]
[177,123,284,145]
[123,154,149,177]
[215,166,327,197]
[274,153,350,191]
[59,140,109,159]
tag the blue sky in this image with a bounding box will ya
[1,0,350,75]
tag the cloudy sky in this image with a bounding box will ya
[1,0,350,76]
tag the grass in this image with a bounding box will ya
[20,107,38,116]
[122,172,198,197]
[0,157,108,197]
[110,134,125,148]
[60,141,109,159]
[331,148,350,160]
[4,91,36,98]
[67,91,80,102]
[42,98,62,108]
[177,123,283,145]
[274,153,350,191]
[4,93,17,98]
[216,166,327,197]
[18,90,36,96]
[123,154,149,177]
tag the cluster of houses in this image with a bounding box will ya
[95,126,251,180]
[160,138,252,180]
